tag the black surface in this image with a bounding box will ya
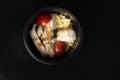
[0,0,120,80]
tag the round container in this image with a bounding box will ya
[23,7,82,65]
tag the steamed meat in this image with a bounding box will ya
[47,14,57,30]
[30,24,55,58]
[29,24,48,57]
[57,28,76,42]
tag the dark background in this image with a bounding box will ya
[0,0,120,80]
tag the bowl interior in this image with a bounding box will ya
[23,7,81,65]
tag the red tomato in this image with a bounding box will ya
[37,14,51,26]
[55,41,65,57]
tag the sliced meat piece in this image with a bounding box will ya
[57,28,76,42]
[45,44,55,58]
[29,24,48,57]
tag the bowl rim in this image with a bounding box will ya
[23,6,83,65]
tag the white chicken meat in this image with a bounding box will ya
[57,28,76,42]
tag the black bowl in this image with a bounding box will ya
[23,7,82,65]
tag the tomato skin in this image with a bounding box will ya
[37,14,51,26]
[55,41,65,57]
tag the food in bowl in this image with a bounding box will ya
[29,13,77,58]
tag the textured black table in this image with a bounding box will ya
[0,0,119,80]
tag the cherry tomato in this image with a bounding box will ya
[55,41,65,57]
[37,14,51,26]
